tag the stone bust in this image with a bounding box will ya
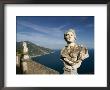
[22,41,29,60]
[23,42,28,54]
[60,29,89,74]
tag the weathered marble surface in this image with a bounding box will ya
[61,45,88,65]
[60,29,89,74]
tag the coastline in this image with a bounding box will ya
[30,51,55,58]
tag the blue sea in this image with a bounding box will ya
[32,49,94,74]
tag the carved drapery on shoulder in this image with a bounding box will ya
[61,45,89,65]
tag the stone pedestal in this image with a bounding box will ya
[64,69,78,74]
[22,61,28,73]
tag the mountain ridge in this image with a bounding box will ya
[16,41,53,57]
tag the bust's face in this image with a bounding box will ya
[23,42,27,47]
[65,32,75,43]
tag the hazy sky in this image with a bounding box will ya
[16,16,94,49]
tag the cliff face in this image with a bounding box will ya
[16,41,53,56]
